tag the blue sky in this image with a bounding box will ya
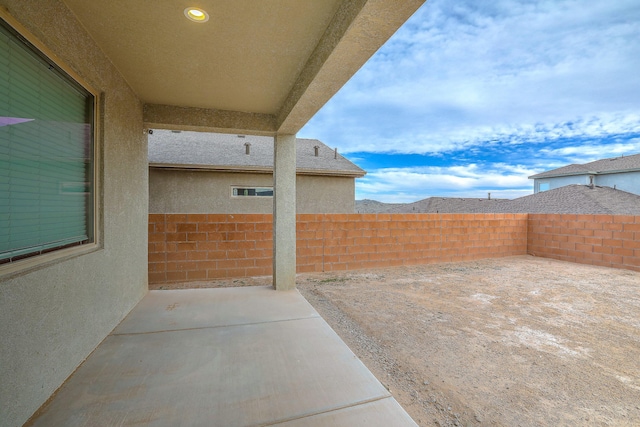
[299,0,640,203]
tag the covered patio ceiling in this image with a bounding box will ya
[63,0,426,135]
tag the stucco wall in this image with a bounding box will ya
[535,172,640,194]
[297,174,355,213]
[595,171,640,195]
[0,3,148,426]
[535,175,590,193]
[149,168,356,213]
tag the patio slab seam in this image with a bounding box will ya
[261,395,393,426]
[110,314,322,336]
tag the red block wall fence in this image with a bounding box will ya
[527,214,640,272]
[148,213,528,285]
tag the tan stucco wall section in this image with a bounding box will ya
[0,2,148,426]
[149,169,356,214]
[297,175,355,213]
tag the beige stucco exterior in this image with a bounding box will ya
[0,3,148,426]
[149,169,356,214]
[0,0,424,425]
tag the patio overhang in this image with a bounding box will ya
[58,0,425,289]
[56,0,426,290]
[60,0,426,136]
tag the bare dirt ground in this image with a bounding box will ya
[156,255,640,426]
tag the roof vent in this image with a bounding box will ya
[171,130,181,133]
[314,145,319,157]
[237,135,245,138]
[334,147,338,159]
[244,143,251,155]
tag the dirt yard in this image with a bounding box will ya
[156,255,640,426]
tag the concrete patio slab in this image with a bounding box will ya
[27,286,416,427]
[113,286,319,334]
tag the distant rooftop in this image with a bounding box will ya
[530,153,640,179]
[379,197,510,214]
[358,185,640,215]
[148,130,366,177]
[500,185,640,215]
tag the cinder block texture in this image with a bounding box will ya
[527,214,640,272]
[149,214,528,285]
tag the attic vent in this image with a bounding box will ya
[244,143,251,155]
[171,130,181,133]
[237,135,245,138]
[314,145,319,157]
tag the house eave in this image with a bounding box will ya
[530,167,640,180]
[149,163,366,178]
[297,168,366,178]
[529,170,596,180]
[149,163,274,174]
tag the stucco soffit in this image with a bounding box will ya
[144,104,276,136]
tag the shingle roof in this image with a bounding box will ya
[357,185,640,215]
[499,185,640,215]
[382,197,510,214]
[529,164,590,179]
[148,130,366,177]
[529,153,640,179]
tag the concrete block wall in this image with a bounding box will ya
[149,213,528,285]
[296,213,527,273]
[528,214,640,272]
[148,214,273,283]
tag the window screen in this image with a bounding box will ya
[0,19,94,263]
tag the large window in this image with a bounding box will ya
[0,18,95,265]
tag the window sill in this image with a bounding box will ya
[0,243,101,280]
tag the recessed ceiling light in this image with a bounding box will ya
[184,7,209,23]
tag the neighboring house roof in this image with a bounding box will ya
[355,199,405,213]
[530,153,640,179]
[357,185,640,215]
[382,197,510,214]
[148,130,366,177]
[498,185,640,215]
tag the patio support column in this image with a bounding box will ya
[273,133,297,290]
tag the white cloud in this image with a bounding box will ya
[539,139,640,163]
[356,163,536,202]
[300,0,640,155]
